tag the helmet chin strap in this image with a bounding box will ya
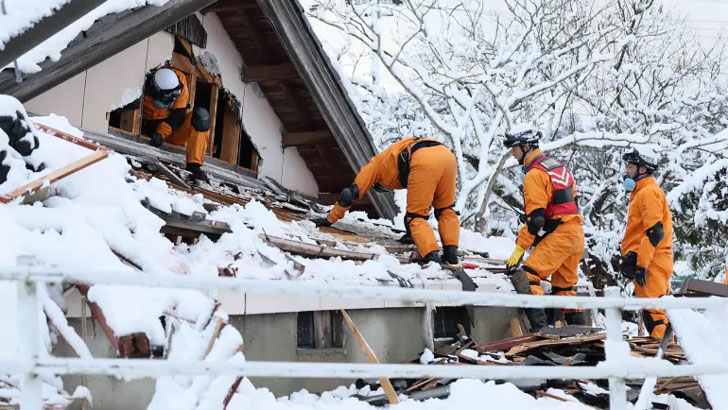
[518,144,531,166]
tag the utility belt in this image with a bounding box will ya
[397,140,442,188]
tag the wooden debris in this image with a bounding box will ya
[118,332,151,358]
[510,318,524,337]
[506,333,606,357]
[473,335,545,353]
[341,309,399,405]
[260,233,377,261]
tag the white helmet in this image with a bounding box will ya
[153,68,180,91]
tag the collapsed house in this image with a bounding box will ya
[1,1,728,410]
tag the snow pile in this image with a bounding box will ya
[669,305,728,409]
[228,379,593,410]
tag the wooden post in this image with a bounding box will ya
[207,83,219,157]
[340,309,399,405]
[510,317,524,337]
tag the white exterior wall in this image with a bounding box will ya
[25,21,319,196]
[197,12,318,196]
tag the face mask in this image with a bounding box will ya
[153,99,174,109]
[623,169,638,191]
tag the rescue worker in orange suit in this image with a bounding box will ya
[504,128,586,332]
[620,149,673,340]
[142,67,211,182]
[310,137,461,265]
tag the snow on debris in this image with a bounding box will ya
[669,305,728,410]
[1,0,172,73]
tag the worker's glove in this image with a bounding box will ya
[634,266,647,287]
[310,217,332,227]
[620,251,637,279]
[506,245,526,271]
[518,213,527,224]
[398,232,414,244]
[150,132,164,148]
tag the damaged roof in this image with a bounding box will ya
[0,0,398,220]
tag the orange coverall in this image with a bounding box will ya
[519,150,584,313]
[142,68,209,165]
[621,176,674,339]
[326,137,460,258]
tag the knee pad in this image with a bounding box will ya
[337,184,360,207]
[191,107,211,132]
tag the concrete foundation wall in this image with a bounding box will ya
[55,306,517,409]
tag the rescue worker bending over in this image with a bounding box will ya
[142,67,211,182]
[311,137,461,265]
[504,127,586,332]
[620,149,673,340]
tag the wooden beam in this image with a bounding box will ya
[242,63,298,82]
[203,0,259,13]
[207,83,220,156]
[0,0,107,69]
[0,0,218,101]
[281,130,331,147]
[340,310,399,405]
[280,80,311,130]
[0,150,108,203]
[235,7,268,61]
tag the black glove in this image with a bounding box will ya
[620,251,637,279]
[311,217,332,227]
[398,232,414,244]
[518,213,527,224]
[150,132,164,148]
[634,266,647,287]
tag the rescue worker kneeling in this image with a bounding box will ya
[142,67,211,182]
[620,149,673,340]
[504,127,586,332]
[311,137,461,265]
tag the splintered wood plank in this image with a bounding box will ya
[473,335,544,353]
[510,318,524,337]
[341,309,399,405]
[260,234,376,261]
[318,226,371,244]
[505,333,606,357]
[0,150,108,203]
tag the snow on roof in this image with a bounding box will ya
[0,0,171,73]
[0,108,524,407]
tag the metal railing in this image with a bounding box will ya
[1,267,726,410]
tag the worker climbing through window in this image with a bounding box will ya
[310,137,461,266]
[620,148,674,340]
[504,125,586,332]
[142,67,211,183]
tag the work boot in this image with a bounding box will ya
[186,163,209,183]
[442,245,459,265]
[564,310,586,326]
[422,250,441,264]
[509,268,532,295]
[525,308,549,333]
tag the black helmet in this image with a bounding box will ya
[622,149,658,172]
[504,128,542,148]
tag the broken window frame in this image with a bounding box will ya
[106,35,260,175]
[433,306,471,340]
[296,310,344,349]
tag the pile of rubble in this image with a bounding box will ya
[352,326,707,409]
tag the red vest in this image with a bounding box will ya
[526,154,578,217]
